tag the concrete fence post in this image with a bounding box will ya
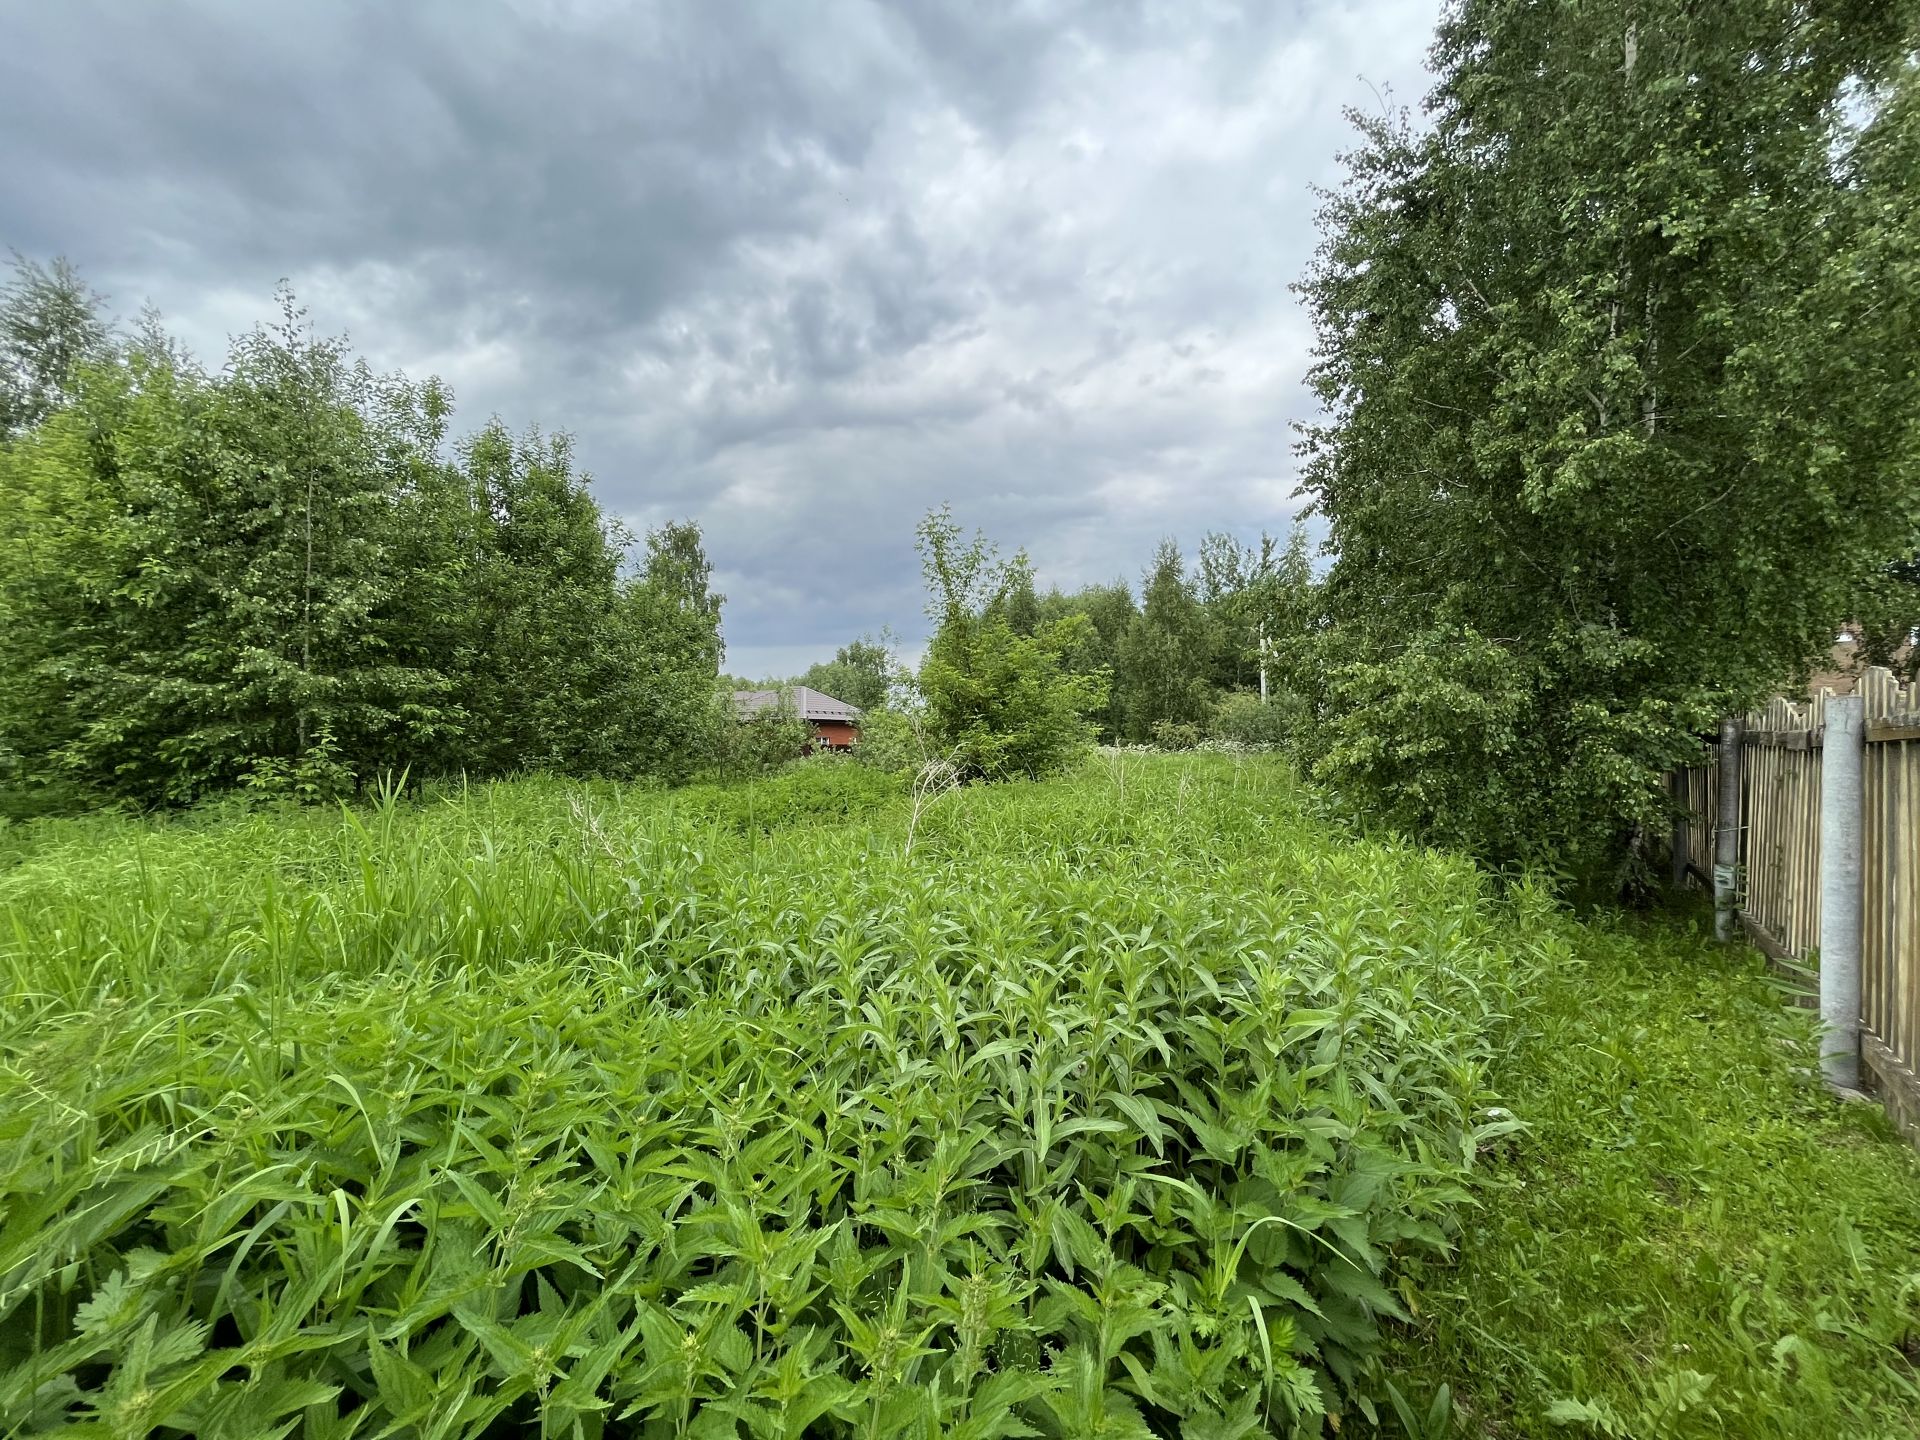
[1714,716,1744,941]
[1820,694,1865,1092]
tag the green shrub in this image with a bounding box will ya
[1148,719,1203,751]
[1210,690,1304,749]
[0,757,1538,1436]
[708,688,813,777]
[848,705,926,775]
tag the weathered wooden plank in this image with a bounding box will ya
[1863,1032,1920,1152]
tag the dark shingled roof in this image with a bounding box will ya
[732,686,861,723]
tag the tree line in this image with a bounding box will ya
[750,516,1318,765]
[0,265,727,815]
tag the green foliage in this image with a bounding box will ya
[0,265,727,809]
[1294,1,1920,881]
[1038,581,1137,742]
[916,507,1107,780]
[1148,719,1203,751]
[0,253,109,436]
[710,687,815,777]
[847,704,931,776]
[0,755,1545,1437]
[1387,908,1920,1438]
[800,634,900,714]
[671,753,904,832]
[1852,558,1920,682]
[1209,692,1303,750]
[1118,540,1215,743]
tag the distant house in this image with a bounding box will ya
[732,686,862,749]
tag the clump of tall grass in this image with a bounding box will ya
[0,756,1550,1436]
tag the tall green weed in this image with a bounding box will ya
[1,756,1543,1437]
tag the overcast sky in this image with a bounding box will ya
[1,0,1439,679]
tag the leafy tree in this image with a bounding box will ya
[208,294,455,795]
[1852,557,1920,682]
[1037,581,1137,742]
[446,421,623,775]
[0,253,110,436]
[800,634,898,713]
[621,521,729,782]
[0,267,734,809]
[710,686,813,776]
[989,553,1042,637]
[1,301,442,806]
[1195,530,1262,692]
[1117,540,1214,742]
[1294,0,1920,882]
[915,506,1106,780]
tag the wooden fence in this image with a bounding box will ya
[1673,666,1920,1137]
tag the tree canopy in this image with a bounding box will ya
[0,267,727,813]
[1292,0,1920,882]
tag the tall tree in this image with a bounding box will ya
[916,506,1105,780]
[1,268,736,810]
[0,254,110,437]
[456,421,630,776]
[1038,581,1137,742]
[207,293,450,793]
[801,634,898,713]
[1117,539,1214,742]
[621,520,728,782]
[1295,0,1920,880]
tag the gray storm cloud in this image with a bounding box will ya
[0,0,1438,678]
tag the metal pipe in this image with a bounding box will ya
[1670,769,1689,890]
[1714,716,1744,941]
[1820,694,1865,1092]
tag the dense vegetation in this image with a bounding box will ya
[6,755,1542,1436]
[1293,0,1920,882]
[0,276,728,817]
[739,523,1316,763]
[5,2,1920,1435]
[7,756,1917,1438]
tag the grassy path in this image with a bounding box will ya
[1387,906,1920,1438]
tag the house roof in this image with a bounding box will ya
[732,686,862,723]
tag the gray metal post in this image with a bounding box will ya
[1714,716,1744,941]
[1820,695,1865,1092]
[1670,770,1689,889]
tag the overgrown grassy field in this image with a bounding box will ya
[1385,911,1920,1438]
[1,755,1916,1438]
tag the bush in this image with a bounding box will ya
[915,507,1107,782]
[849,704,930,774]
[1209,690,1304,748]
[706,687,812,777]
[1149,718,1203,750]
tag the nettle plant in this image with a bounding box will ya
[0,759,1545,1437]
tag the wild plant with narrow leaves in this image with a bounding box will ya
[0,755,1544,1437]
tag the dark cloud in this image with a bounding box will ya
[0,0,1438,677]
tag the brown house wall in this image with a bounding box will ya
[811,720,859,749]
